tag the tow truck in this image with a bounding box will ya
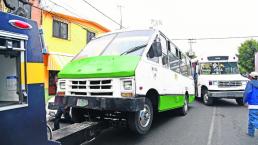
[0,1,111,145]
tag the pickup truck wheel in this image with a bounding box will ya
[178,95,188,116]
[71,108,86,123]
[235,98,244,106]
[202,90,213,106]
[128,98,153,135]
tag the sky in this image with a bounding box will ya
[41,0,258,57]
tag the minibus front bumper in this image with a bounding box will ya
[63,96,145,112]
[208,90,244,98]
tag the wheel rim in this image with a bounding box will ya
[139,104,151,128]
[203,93,209,103]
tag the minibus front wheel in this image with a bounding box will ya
[128,98,153,135]
[202,90,214,106]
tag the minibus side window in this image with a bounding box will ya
[160,35,168,67]
[181,55,190,76]
[168,43,181,73]
[187,59,192,76]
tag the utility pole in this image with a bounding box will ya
[117,5,123,29]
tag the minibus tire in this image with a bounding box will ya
[235,98,244,106]
[202,90,213,106]
[178,96,188,116]
[128,98,153,135]
[71,107,86,123]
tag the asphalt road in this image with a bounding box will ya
[82,99,258,145]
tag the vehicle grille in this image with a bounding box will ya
[218,81,242,87]
[67,79,113,97]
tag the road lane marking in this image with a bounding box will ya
[207,107,216,145]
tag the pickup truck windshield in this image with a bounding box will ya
[74,30,154,60]
[200,62,240,75]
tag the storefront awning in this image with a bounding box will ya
[47,54,74,71]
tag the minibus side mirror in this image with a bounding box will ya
[148,46,155,58]
[152,41,162,57]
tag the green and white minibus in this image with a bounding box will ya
[57,29,195,134]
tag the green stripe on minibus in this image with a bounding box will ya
[159,95,184,112]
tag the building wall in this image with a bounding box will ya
[0,0,42,26]
[42,11,107,55]
[29,0,42,26]
[41,11,109,94]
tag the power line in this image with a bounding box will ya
[30,2,97,47]
[80,0,124,28]
[41,0,107,32]
[46,0,85,19]
[171,35,258,41]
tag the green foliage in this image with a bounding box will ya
[237,39,258,74]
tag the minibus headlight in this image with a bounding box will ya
[59,82,66,89]
[209,80,218,86]
[120,78,134,97]
[123,80,133,90]
[212,81,218,86]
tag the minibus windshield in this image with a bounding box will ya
[74,30,154,60]
[200,62,240,75]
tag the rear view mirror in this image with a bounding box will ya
[148,46,155,58]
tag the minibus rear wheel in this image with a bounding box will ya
[128,98,153,135]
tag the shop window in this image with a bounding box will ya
[53,19,68,39]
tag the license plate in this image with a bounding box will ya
[76,99,88,107]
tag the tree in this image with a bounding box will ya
[237,39,258,74]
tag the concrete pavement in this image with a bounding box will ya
[84,99,258,145]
